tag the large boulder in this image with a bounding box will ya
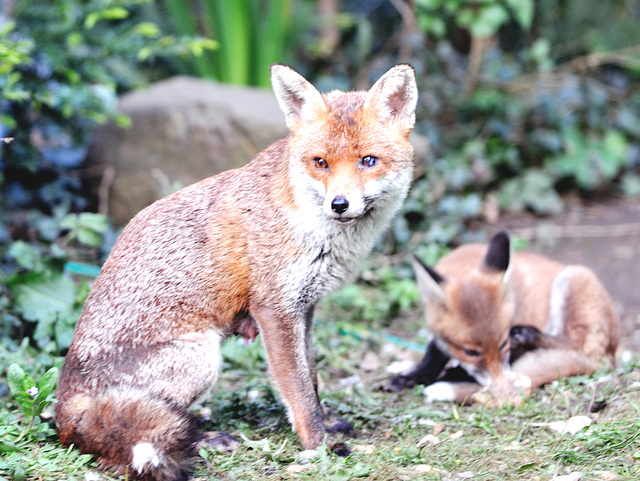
[86,76,288,226]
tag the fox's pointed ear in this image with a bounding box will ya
[482,230,511,272]
[411,254,448,309]
[270,64,328,133]
[480,230,512,286]
[365,64,418,133]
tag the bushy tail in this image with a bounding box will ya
[56,390,201,481]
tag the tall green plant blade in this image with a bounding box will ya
[204,0,251,85]
[251,0,292,87]
[161,0,218,79]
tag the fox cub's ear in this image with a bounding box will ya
[478,230,513,290]
[411,254,448,309]
[482,230,511,273]
[365,64,418,133]
[270,64,328,133]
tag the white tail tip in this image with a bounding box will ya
[132,442,161,472]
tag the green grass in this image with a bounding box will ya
[1,314,639,480]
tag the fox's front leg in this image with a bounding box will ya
[303,308,319,396]
[253,305,342,453]
[302,308,354,439]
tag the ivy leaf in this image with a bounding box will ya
[7,241,42,271]
[7,271,78,342]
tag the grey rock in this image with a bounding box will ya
[86,76,288,226]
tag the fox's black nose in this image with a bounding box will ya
[331,196,349,214]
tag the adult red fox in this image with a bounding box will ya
[55,64,418,480]
[388,230,619,405]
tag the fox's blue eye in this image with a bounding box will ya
[463,348,480,357]
[314,157,328,169]
[361,156,378,168]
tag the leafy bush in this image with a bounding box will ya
[415,0,534,39]
[394,0,640,239]
[0,0,213,211]
[0,0,214,349]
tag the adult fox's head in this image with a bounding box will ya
[413,231,515,386]
[270,64,418,224]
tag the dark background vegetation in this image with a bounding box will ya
[1,1,640,479]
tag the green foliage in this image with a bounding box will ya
[416,0,534,38]
[1,212,106,352]
[5,271,86,351]
[545,128,629,191]
[0,0,212,194]
[161,0,294,87]
[320,262,420,329]
[59,212,109,248]
[498,169,564,214]
[536,0,640,57]
[6,364,58,425]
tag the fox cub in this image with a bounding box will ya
[388,230,619,405]
[55,64,418,480]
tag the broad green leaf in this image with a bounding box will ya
[78,212,108,233]
[53,313,79,351]
[0,439,19,453]
[77,228,103,247]
[58,215,79,231]
[36,367,59,404]
[7,241,41,271]
[507,0,534,29]
[6,363,26,400]
[600,130,628,179]
[8,272,77,342]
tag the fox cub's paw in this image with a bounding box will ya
[472,372,532,408]
[509,325,543,362]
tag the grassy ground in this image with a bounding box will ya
[195,324,640,481]
[1,308,639,481]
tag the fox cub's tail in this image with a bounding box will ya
[56,391,201,481]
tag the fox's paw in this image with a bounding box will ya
[509,325,542,362]
[422,382,456,403]
[385,374,416,392]
[330,441,352,457]
[201,431,241,453]
[472,372,532,408]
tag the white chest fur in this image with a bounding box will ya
[282,165,411,312]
